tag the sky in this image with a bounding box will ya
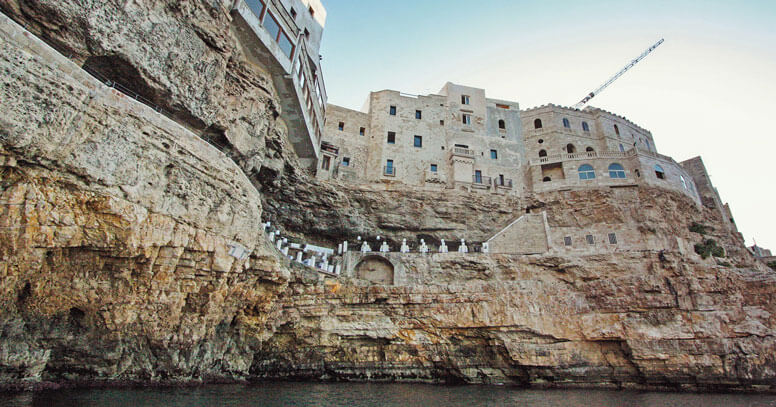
[319,0,776,250]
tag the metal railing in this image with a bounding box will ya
[472,175,491,186]
[383,166,396,177]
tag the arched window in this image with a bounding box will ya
[578,164,596,180]
[562,118,570,128]
[608,163,626,179]
[543,176,551,182]
[585,147,595,152]
[566,144,576,153]
[614,124,620,136]
[582,122,590,132]
[534,118,543,129]
[680,175,687,189]
[635,169,641,177]
[654,164,665,179]
[619,143,625,152]
[498,119,506,129]
[538,149,547,157]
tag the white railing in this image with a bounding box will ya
[530,149,636,166]
[451,147,475,157]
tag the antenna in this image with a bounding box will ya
[572,38,664,110]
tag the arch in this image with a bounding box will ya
[654,164,665,179]
[354,255,395,285]
[538,149,547,158]
[566,144,576,153]
[578,164,596,180]
[582,121,590,132]
[614,124,620,136]
[534,118,543,129]
[498,119,506,129]
[542,176,551,182]
[608,163,626,179]
[635,169,641,177]
[585,147,595,152]
[562,117,570,128]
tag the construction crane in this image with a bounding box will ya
[572,38,664,110]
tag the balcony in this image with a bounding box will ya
[472,175,491,187]
[450,147,475,158]
[230,0,326,169]
[530,149,635,166]
[494,177,513,188]
[384,166,396,177]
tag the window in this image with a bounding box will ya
[566,144,576,153]
[654,164,665,179]
[614,124,620,136]
[246,0,266,19]
[490,149,498,159]
[338,122,344,131]
[342,157,350,166]
[578,164,596,180]
[290,7,297,18]
[474,170,483,184]
[263,13,294,58]
[645,139,651,150]
[680,175,687,189]
[461,95,470,105]
[414,135,422,148]
[439,120,444,126]
[359,127,365,136]
[430,164,438,172]
[635,169,641,178]
[608,163,626,179]
[387,131,396,144]
[415,110,422,119]
[539,149,547,158]
[543,176,551,182]
[619,143,625,152]
[586,234,595,245]
[498,119,506,129]
[462,114,471,125]
[563,118,570,128]
[497,104,510,109]
[534,118,543,129]
[582,122,590,132]
[308,6,314,16]
[586,147,595,152]
[321,155,330,170]
[608,233,617,244]
[304,28,310,40]
[389,105,396,115]
[564,236,572,246]
[538,139,544,144]
[385,159,394,176]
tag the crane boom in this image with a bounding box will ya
[572,38,664,110]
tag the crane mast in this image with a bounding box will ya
[572,38,664,110]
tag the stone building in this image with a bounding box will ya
[318,82,701,205]
[231,0,328,169]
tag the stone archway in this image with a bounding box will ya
[354,256,395,285]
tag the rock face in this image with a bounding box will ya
[0,0,775,393]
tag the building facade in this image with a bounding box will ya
[231,0,328,169]
[318,82,702,205]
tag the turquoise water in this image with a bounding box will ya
[2,382,775,406]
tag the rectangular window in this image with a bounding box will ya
[586,234,595,245]
[430,164,438,172]
[385,159,394,176]
[389,105,396,116]
[490,149,498,159]
[304,28,310,40]
[342,157,350,166]
[338,122,344,131]
[290,7,297,18]
[462,114,471,125]
[359,127,365,136]
[564,236,572,246]
[608,233,617,244]
[308,6,314,16]
[461,95,470,105]
[474,170,482,184]
[496,103,510,109]
[415,110,422,119]
[263,12,281,41]
[414,135,422,148]
[387,131,396,144]
[246,0,266,19]
[440,120,444,126]
[321,155,330,171]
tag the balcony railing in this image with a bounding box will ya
[384,166,396,177]
[530,149,635,166]
[494,178,513,188]
[451,147,475,158]
[473,175,491,186]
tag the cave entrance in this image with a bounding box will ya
[354,256,395,285]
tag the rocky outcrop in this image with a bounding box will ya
[1,0,774,394]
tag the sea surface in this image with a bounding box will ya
[2,382,776,407]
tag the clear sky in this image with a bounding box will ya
[319,0,776,250]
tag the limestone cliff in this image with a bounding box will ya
[0,0,774,393]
